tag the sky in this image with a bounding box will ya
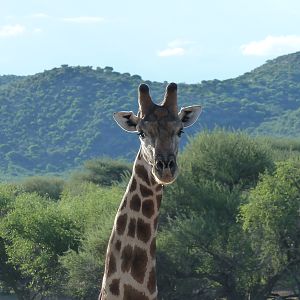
[1,0,300,83]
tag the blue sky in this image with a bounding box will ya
[1,0,300,83]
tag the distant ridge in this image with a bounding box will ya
[0,52,300,177]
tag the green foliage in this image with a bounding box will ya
[59,182,122,233]
[161,130,274,220]
[254,107,300,137]
[71,158,131,186]
[241,160,300,288]
[257,136,300,162]
[59,183,122,299]
[0,184,16,216]
[157,130,278,299]
[1,52,300,177]
[0,185,27,298]
[0,131,300,299]
[0,192,80,297]
[20,176,65,200]
[180,130,274,189]
[60,228,107,299]
[0,180,123,299]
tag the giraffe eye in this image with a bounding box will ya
[177,129,184,137]
[138,131,146,139]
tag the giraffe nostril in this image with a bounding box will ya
[156,160,164,171]
[168,159,175,169]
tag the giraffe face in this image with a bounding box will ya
[114,83,202,185]
[135,107,182,184]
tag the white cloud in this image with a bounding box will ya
[158,39,196,57]
[241,35,300,56]
[0,24,25,37]
[62,16,105,24]
[158,47,186,57]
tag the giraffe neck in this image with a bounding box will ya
[100,149,163,300]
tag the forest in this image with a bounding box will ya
[0,51,300,179]
[0,130,300,300]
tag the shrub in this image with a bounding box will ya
[71,158,131,186]
[20,176,65,200]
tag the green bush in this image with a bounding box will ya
[180,129,274,190]
[71,158,131,186]
[241,160,300,296]
[257,136,300,162]
[161,130,274,219]
[20,176,65,200]
[1,192,80,297]
[59,182,123,299]
[158,130,276,299]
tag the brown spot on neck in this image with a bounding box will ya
[128,218,136,238]
[142,199,155,218]
[116,214,127,235]
[140,184,153,197]
[137,218,151,243]
[124,284,149,300]
[109,278,120,295]
[107,253,116,277]
[115,240,121,252]
[130,194,141,211]
[135,164,151,186]
[121,244,133,272]
[129,177,137,193]
[130,246,148,284]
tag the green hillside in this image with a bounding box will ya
[1,52,300,177]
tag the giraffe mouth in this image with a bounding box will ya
[152,166,178,185]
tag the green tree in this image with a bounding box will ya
[71,158,131,186]
[59,183,123,299]
[241,160,300,298]
[0,184,30,299]
[1,192,80,298]
[157,131,274,299]
[20,176,65,200]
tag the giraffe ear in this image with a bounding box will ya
[178,105,202,128]
[113,111,139,132]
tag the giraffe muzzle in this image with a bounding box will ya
[153,155,178,184]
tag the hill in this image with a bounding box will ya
[0,52,300,177]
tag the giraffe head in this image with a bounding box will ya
[114,83,202,185]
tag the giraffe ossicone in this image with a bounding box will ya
[99,83,202,300]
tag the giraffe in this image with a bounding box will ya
[99,82,202,300]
